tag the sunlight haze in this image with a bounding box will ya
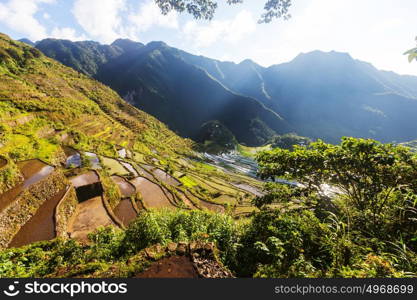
[0,0,416,75]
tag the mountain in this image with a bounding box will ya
[260,51,417,142]
[179,50,417,143]
[36,39,291,146]
[36,38,128,77]
[18,38,35,46]
[35,39,417,144]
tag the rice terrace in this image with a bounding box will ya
[0,0,417,289]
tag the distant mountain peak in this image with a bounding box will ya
[239,59,258,66]
[111,38,144,52]
[294,50,353,62]
[18,38,35,46]
[146,41,168,49]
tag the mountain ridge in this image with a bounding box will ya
[33,37,417,144]
[37,38,291,146]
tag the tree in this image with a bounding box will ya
[256,137,417,219]
[154,0,292,23]
[405,36,417,63]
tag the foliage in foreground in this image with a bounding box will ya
[0,210,238,278]
[1,207,416,278]
[252,137,417,277]
[1,137,416,278]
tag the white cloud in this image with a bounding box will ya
[128,0,178,32]
[43,12,50,19]
[72,0,128,44]
[72,0,178,44]
[0,0,55,41]
[50,27,87,41]
[183,10,256,48]
[242,0,417,75]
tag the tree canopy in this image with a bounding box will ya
[256,137,417,226]
[154,0,292,23]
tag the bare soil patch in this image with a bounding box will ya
[135,256,199,278]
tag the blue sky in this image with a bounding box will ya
[0,0,416,75]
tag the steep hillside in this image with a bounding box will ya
[36,38,128,77]
[0,35,191,161]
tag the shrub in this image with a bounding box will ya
[122,209,238,258]
[233,209,333,277]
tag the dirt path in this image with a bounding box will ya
[135,256,199,278]
[130,177,174,209]
[68,196,115,242]
[8,187,68,248]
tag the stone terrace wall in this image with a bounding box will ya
[55,185,78,239]
[0,170,68,249]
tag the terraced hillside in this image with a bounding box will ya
[0,33,263,250]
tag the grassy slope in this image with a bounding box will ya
[0,33,193,164]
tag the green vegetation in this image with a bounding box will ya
[154,0,292,23]
[252,137,417,277]
[0,157,21,195]
[1,32,416,278]
[198,120,238,154]
[101,157,129,176]
[0,210,237,278]
[270,133,312,150]
[0,33,192,174]
[179,175,198,188]
[99,171,122,209]
[237,144,271,158]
